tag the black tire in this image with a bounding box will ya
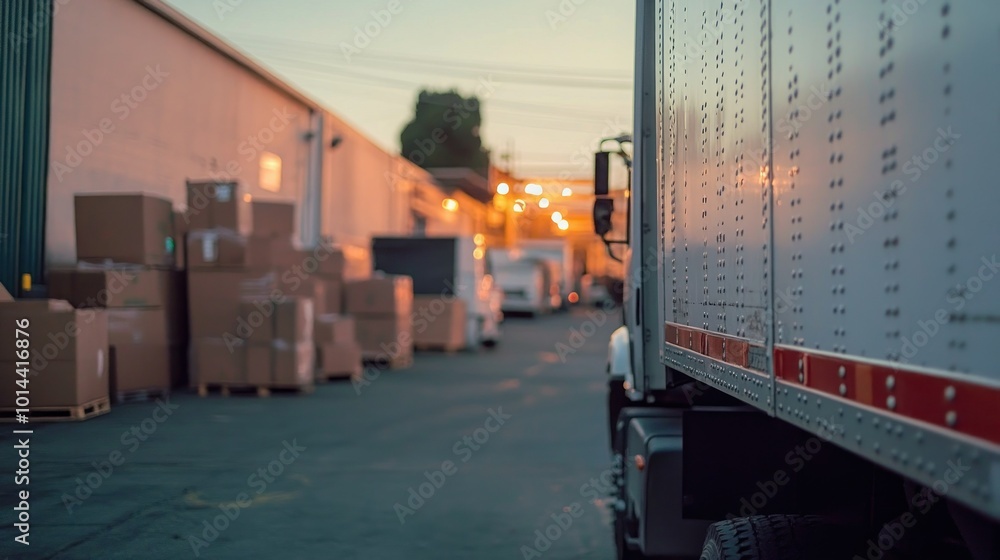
[700,515,856,560]
[481,339,497,348]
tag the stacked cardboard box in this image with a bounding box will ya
[241,297,315,389]
[185,181,276,388]
[275,244,345,316]
[185,183,315,393]
[74,193,176,267]
[249,200,337,315]
[0,299,110,417]
[315,314,362,379]
[48,265,183,398]
[412,296,467,351]
[60,193,185,396]
[345,275,414,366]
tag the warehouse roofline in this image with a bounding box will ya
[133,0,322,111]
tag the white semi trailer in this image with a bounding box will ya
[599,2,1000,559]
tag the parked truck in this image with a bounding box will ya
[517,239,575,309]
[490,249,555,317]
[598,2,1000,559]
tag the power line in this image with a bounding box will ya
[237,39,632,91]
[265,56,625,123]
[231,32,632,81]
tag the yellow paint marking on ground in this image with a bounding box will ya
[251,491,298,505]
[523,364,545,377]
[538,352,560,363]
[495,378,521,391]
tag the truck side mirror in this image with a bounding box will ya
[594,151,610,196]
[593,198,614,236]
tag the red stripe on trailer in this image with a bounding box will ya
[775,346,1000,448]
[663,322,762,371]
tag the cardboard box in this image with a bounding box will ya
[0,307,108,408]
[275,246,345,280]
[237,296,313,344]
[47,269,75,303]
[316,246,345,279]
[110,344,171,394]
[245,344,273,385]
[190,338,244,385]
[280,277,327,314]
[74,194,175,266]
[345,275,413,316]
[0,303,108,364]
[186,231,288,269]
[108,308,170,346]
[413,296,467,349]
[318,341,361,377]
[321,279,342,315]
[355,314,412,356]
[252,201,295,237]
[48,267,167,308]
[0,359,108,409]
[187,270,277,339]
[186,181,252,234]
[314,314,354,345]
[274,341,315,387]
[245,341,313,387]
[275,297,314,344]
[237,299,275,343]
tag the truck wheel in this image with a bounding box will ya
[700,515,850,560]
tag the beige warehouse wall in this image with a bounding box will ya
[321,113,414,250]
[47,0,312,266]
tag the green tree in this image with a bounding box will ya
[399,89,489,175]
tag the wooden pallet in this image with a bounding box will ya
[196,383,314,397]
[0,397,111,423]
[362,352,413,370]
[114,387,169,404]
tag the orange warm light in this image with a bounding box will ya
[568,292,579,304]
[442,198,459,212]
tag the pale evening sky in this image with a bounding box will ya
[162,0,635,179]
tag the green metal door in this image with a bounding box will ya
[1,0,52,297]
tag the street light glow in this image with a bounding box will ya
[557,219,569,231]
[538,197,550,208]
[513,199,526,213]
[442,198,459,212]
[551,211,562,223]
[561,187,572,196]
[524,183,543,196]
[496,182,509,195]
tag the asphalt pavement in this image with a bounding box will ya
[1,306,621,560]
